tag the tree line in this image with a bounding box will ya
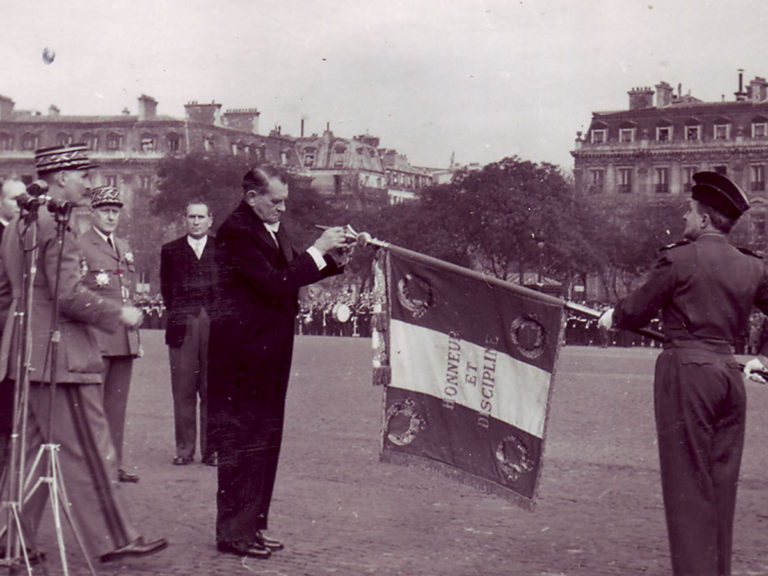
[129,152,749,303]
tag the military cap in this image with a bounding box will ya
[90,185,123,209]
[691,171,750,219]
[35,143,98,175]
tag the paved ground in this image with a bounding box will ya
[18,334,768,575]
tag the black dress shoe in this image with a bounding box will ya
[172,455,193,465]
[118,469,140,483]
[100,537,168,563]
[254,530,283,551]
[217,541,271,559]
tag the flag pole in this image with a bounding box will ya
[319,224,666,342]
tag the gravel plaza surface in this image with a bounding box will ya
[21,332,768,575]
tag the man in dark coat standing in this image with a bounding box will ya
[160,201,217,466]
[599,171,768,576]
[208,167,348,559]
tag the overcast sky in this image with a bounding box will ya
[3,0,768,171]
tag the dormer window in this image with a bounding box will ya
[656,126,672,142]
[619,128,634,143]
[685,125,700,141]
[714,121,730,140]
[753,122,768,138]
[591,129,606,144]
[303,148,315,168]
[106,133,122,151]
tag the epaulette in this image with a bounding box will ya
[658,240,689,252]
[737,246,763,259]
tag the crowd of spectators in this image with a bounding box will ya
[138,292,768,352]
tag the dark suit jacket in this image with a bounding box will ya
[159,234,216,347]
[207,201,342,434]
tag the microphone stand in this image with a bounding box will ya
[2,201,96,575]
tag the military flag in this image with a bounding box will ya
[374,245,564,510]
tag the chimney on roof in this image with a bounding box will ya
[628,86,654,110]
[138,94,158,120]
[735,69,748,101]
[185,101,223,126]
[0,95,14,121]
[749,76,768,101]
[655,82,673,107]
[223,108,260,134]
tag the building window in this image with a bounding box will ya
[139,174,152,190]
[685,126,700,141]
[203,137,215,152]
[82,133,98,150]
[588,168,604,193]
[56,133,73,146]
[714,123,730,140]
[714,165,728,175]
[106,133,122,151]
[0,133,12,150]
[231,143,239,156]
[753,123,768,138]
[618,168,632,193]
[303,152,315,168]
[21,133,38,151]
[619,128,635,143]
[752,165,766,191]
[655,167,669,193]
[167,133,181,152]
[683,166,698,192]
[590,129,606,144]
[656,126,672,142]
[140,134,156,152]
[104,174,118,187]
[334,146,346,168]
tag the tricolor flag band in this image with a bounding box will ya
[378,247,564,508]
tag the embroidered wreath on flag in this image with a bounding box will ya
[385,397,425,446]
[396,273,433,319]
[509,316,546,359]
[495,434,534,482]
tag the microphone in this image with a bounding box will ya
[26,180,48,197]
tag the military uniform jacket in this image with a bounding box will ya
[78,226,140,357]
[0,212,122,383]
[613,233,768,345]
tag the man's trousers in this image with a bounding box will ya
[654,348,746,576]
[168,309,211,461]
[101,356,134,467]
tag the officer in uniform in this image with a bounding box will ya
[78,185,141,483]
[598,171,768,576]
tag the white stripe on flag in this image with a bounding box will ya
[389,319,551,438]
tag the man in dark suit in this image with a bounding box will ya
[599,171,768,576]
[0,144,166,562]
[160,201,216,466]
[208,166,348,559]
[78,185,141,483]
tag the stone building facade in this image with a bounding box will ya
[571,71,768,244]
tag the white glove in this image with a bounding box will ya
[744,357,768,384]
[597,308,614,330]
